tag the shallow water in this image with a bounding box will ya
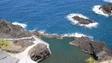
[41,37,90,63]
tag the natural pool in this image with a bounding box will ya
[41,37,90,63]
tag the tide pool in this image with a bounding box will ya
[41,37,90,63]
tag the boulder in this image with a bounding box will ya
[28,43,51,62]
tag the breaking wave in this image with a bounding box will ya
[67,13,98,28]
[103,0,112,3]
[38,30,93,39]
[12,22,27,29]
[61,32,93,39]
[92,5,109,17]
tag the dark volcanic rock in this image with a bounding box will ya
[32,31,40,37]
[32,30,62,39]
[70,37,112,61]
[28,43,51,62]
[0,20,32,38]
[100,4,112,15]
[0,20,51,62]
[72,16,95,24]
[0,50,19,63]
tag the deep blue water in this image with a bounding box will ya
[0,0,112,50]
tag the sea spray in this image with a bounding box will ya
[92,5,109,17]
[12,22,27,29]
[38,30,93,39]
[61,32,93,39]
[103,0,112,3]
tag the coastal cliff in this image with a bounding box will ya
[0,20,51,63]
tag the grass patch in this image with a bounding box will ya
[7,51,19,54]
[85,57,97,63]
[0,40,10,50]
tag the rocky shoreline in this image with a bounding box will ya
[0,20,51,63]
[70,37,112,62]
[34,29,112,63]
[0,20,112,63]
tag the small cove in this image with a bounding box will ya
[41,37,90,63]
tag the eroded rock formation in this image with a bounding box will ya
[70,37,112,61]
[28,43,51,62]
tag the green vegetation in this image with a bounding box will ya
[7,51,19,54]
[85,57,97,63]
[0,40,10,50]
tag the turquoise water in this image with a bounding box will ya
[41,37,90,63]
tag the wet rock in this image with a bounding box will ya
[72,16,95,25]
[100,4,112,15]
[28,43,51,62]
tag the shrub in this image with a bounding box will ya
[0,40,10,50]
[85,57,97,63]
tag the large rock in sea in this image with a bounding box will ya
[0,50,19,63]
[70,37,112,61]
[100,4,112,15]
[72,16,95,25]
[28,43,51,62]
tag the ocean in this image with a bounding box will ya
[0,0,112,63]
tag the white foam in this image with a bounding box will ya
[12,22,27,29]
[61,32,93,39]
[37,29,93,39]
[103,0,112,3]
[38,30,46,34]
[92,5,109,17]
[67,13,98,28]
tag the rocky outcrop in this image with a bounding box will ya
[0,20,51,63]
[0,20,32,38]
[70,37,112,61]
[72,16,95,25]
[0,50,19,63]
[5,39,34,53]
[100,4,112,15]
[28,43,51,62]
[32,31,76,40]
